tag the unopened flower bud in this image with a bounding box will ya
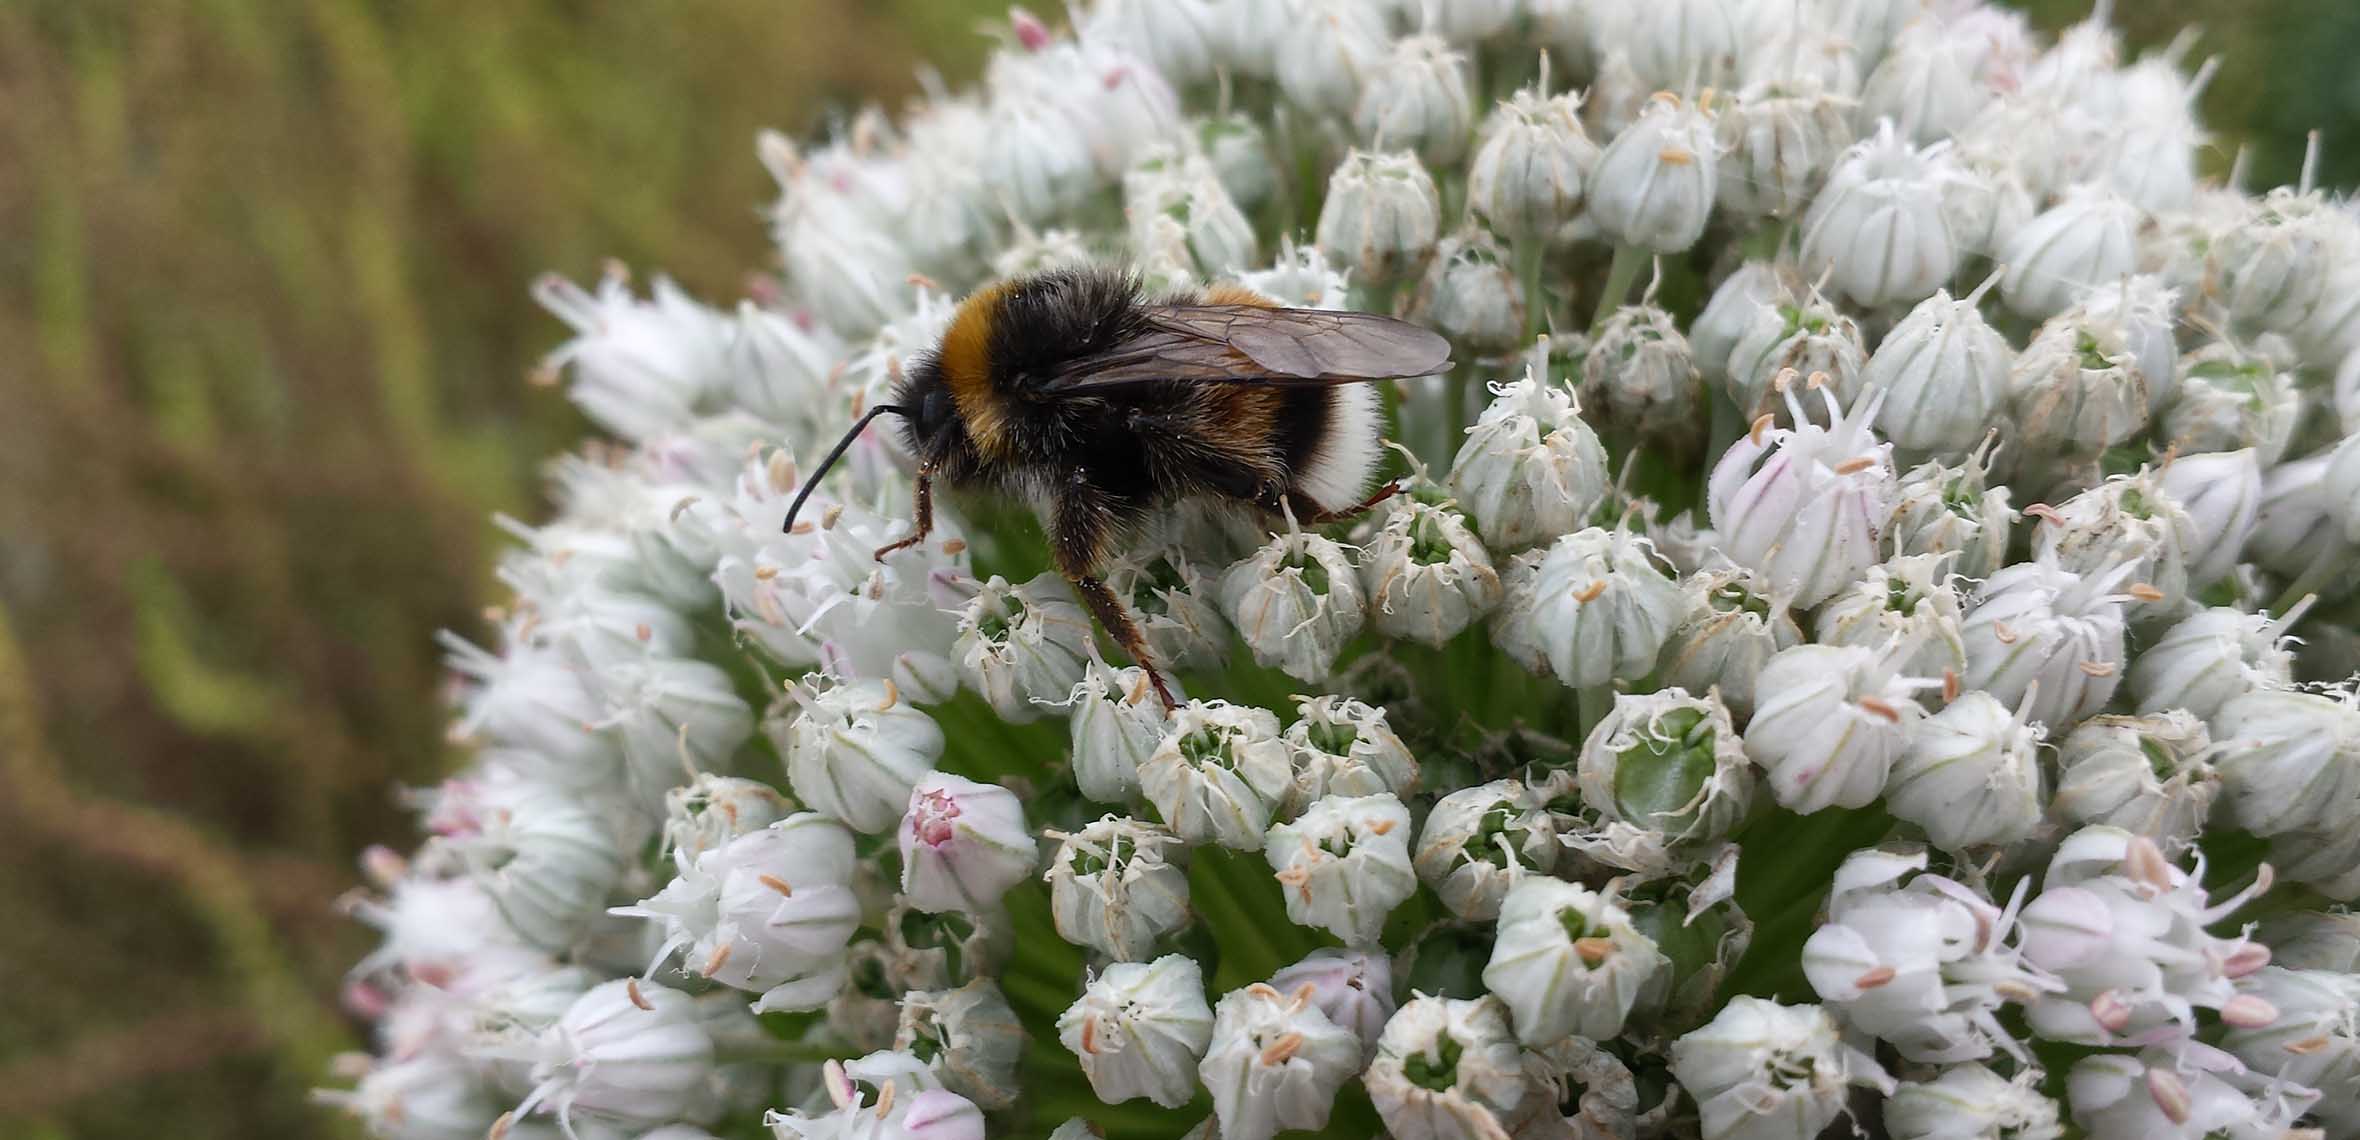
[1484,878,1662,1044]
[1659,566,1803,720]
[1623,0,1740,91]
[2215,185,2352,333]
[2053,711,2219,854]
[2128,606,2297,727]
[776,676,944,834]
[1199,980,1363,1140]
[1266,792,1418,946]
[899,773,1040,915]
[1448,370,1613,555]
[1692,261,1803,382]
[1671,998,1884,1140]
[1415,226,1525,352]
[1888,689,2046,850]
[1283,695,1418,811]
[2001,186,2142,320]
[1469,84,1599,241]
[1219,529,1365,683]
[531,270,730,443]
[662,774,791,864]
[1709,383,1898,608]
[1861,20,1996,145]
[1802,126,1962,308]
[1068,665,1174,804]
[1140,700,1295,850]
[1715,82,1857,223]
[1888,453,2015,579]
[1815,553,1970,688]
[2163,346,2299,465]
[1415,780,1559,922]
[1364,995,1527,1140]
[892,978,1026,1110]
[1588,95,1720,254]
[954,573,1093,724]
[1046,815,1190,961]
[2071,275,2181,408]
[1269,948,1396,1063]
[319,1053,500,1140]
[1315,148,1442,283]
[1864,286,2013,462]
[2155,451,2263,587]
[1960,559,2134,731]
[1582,303,1704,448]
[518,979,715,1129]
[616,812,860,1013]
[1361,497,1504,647]
[2211,688,2360,838]
[1939,155,2037,263]
[1352,35,1474,166]
[1494,527,1687,689]
[1274,0,1389,117]
[1747,644,1926,813]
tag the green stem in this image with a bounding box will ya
[1517,237,1547,343]
[1592,244,1648,332]
[1577,684,1613,743]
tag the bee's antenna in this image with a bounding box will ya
[780,404,909,534]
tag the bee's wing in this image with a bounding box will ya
[1042,305,1453,393]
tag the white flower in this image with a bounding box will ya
[2001,185,2143,321]
[440,634,622,788]
[319,1051,501,1140]
[895,979,1026,1109]
[1587,94,1720,254]
[1959,559,2134,732]
[1061,954,1216,1109]
[1123,146,1258,277]
[1067,665,1174,805]
[725,303,842,442]
[1578,689,1753,845]
[766,1058,986,1140]
[1045,815,1191,962]
[1219,528,1365,684]
[1691,261,1802,383]
[1618,0,1740,92]
[1801,126,1960,308]
[2129,606,2297,729]
[2163,349,2299,466]
[1724,292,1870,420]
[2155,450,2263,587]
[2219,967,2360,1133]
[1861,20,1996,145]
[1102,545,1232,673]
[1363,995,1527,1140]
[662,774,790,864]
[594,654,755,807]
[1669,997,1887,1140]
[614,813,860,1014]
[429,777,628,952]
[1468,82,1598,241]
[765,158,917,339]
[1888,690,2046,851]
[2064,1049,2311,1140]
[1803,848,2054,1062]
[1265,792,1417,947]
[1707,382,1898,609]
[1269,949,1396,1064]
[1658,566,1801,721]
[898,773,1040,915]
[1199,981,1364,1140]
[1352,35,1474,167]
[1888,454,2015,580]
[2073,276,2181,409]
[775,676,943,834]
[1483,878,1661,1044]
[1494,527,1686,689]
[1813,553,1970,689]
[531,269,732,443]
[512,979,715,1132]
[1314,148,1442,283]
[1448,369,1613,555]
[1745,644,1926,814]
[2214,184,2354,333]
[1085,0,1218,87]
[1415,227,1525,353]
[1139,700,1295,850]
[1862,286,2013,462]
[953,573,1094,724]
[2209,688,2360,838]
[1415,779,1559,923]
[1360,496,1504,648]
[1883,1064,2062,1140]
[2029,470,2198,624]
[1274,0,1389,119]
[2052,712,2219,855]
[1282,695,1418,812]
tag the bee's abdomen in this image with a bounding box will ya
[1281,385,1384,513]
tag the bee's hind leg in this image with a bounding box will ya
[873,466,936,560]
[1051,478,1179,711]
[1288,480,1404,526]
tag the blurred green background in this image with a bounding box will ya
[0,2,2352,1137]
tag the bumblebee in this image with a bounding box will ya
[783,265,1453,708]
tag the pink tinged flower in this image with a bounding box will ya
[1708,379,1899,609]
[898,773,1040,915]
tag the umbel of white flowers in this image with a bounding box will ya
[324,3,2360,1140]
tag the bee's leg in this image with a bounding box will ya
[1051,476,1179,711]
[1288,480,1404,525]
[872,466,936,560]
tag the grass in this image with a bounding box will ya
[0,1,2349,1137]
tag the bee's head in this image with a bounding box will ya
[892,353,958,459]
